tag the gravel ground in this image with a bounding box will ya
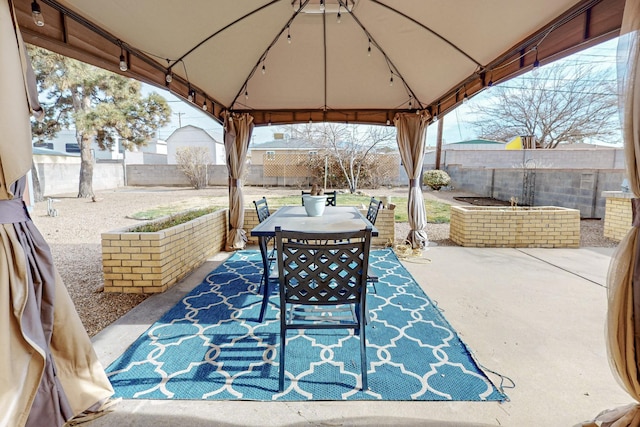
[30,186,618,337]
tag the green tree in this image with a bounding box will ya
[28,46,171,197]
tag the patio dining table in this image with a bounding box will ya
[249,205,378,321]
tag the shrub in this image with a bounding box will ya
[176,146,210,189]
[423,170,451,190]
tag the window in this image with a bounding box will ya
[309,151,318,156]
[266,151,276,160]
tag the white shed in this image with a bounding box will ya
[166,125,225,165]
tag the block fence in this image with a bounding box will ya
[603,191,633,241]
[450,206,580,248]
[101,209,227,293]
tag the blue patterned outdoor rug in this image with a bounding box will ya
[105,249,506,401]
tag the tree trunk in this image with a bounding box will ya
[30,159,44,202]
[77,133,94,198]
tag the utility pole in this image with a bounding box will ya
[174,112,185,128]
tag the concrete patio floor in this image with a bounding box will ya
[88,245,632,426]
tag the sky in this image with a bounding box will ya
[146,37,619,148]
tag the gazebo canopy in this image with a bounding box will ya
[15,0,624,126]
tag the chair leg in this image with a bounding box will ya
[279,312,287,392]
[360,305,368,390]
[258,277,269,323]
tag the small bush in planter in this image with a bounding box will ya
[423,170,451,190]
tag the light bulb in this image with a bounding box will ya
[165,73,172,83]
[262,64,266,75]
[202,100,207,111]
[320,0,325,11]
[31,1,44,27]
[187,88,193,102]
[245,91,249,100]
[532,59,540,75]
[462,94,468,104]
[119,54,128,72]
[337,12,341,23]
[389,76,394,87]
[386,119,391,126]
[433,114,438,123]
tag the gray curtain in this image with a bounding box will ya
[1,1,113,426]
[224,111,254,251]
[394,111,430,249]
[579,0,640,425]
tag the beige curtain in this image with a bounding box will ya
[394,111,431,249]
[224,111,253,251]
[579,0,640,425]
[1,1,113,426]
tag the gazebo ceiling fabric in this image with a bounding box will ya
[15,0,624,125]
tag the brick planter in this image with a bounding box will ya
[450,206,580,248]
[602,191,633,241]
[101,209,227,293]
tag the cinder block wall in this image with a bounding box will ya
[101,209,227,293]
[603,192,633,241]
[450,206,580,248]
[243,208,395,247]
[445,165,625,219]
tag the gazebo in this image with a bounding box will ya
[6,1,640,426]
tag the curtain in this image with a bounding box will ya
[394,111,431,249]
[224,111,254,251]
[579,0,640,425]
[1,1,114,426]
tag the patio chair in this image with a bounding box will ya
[275,225,372,392]
[301,190,337,206]
[253,197,276,322]
[366,197,383,225]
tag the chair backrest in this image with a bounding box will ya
[275,226,372,306]
[253,197,270,223]
[366,197,383,225]
[301,190,337,206]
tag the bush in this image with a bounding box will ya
[423,170,451,190]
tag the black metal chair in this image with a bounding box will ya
[274,226,372,392]
[366,197,383,225]
[301,190,337,206]
[253,197,276,322]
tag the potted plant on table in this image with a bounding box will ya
[302,184,327,217]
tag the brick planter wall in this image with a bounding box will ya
[603,191,632,241]
[243,207,395,247]
[101,209,227,293]
[450,206,580,248]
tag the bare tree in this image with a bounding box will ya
[471,61,618,148]
[288,123,396,193]
[176,147,210,189]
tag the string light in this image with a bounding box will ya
[319,0,325,11]
[187,86,194,102]
[202,99,208,111]
[31,0,44,26]
[119,46,128,72]
[532,48,540,75]
[165,73,172,83]
[389,75,394,87]
[367,39,371,56]
[245,90,249,100]
[287,25,291,44]
[337,5,341,23]
[262,63,266,75]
